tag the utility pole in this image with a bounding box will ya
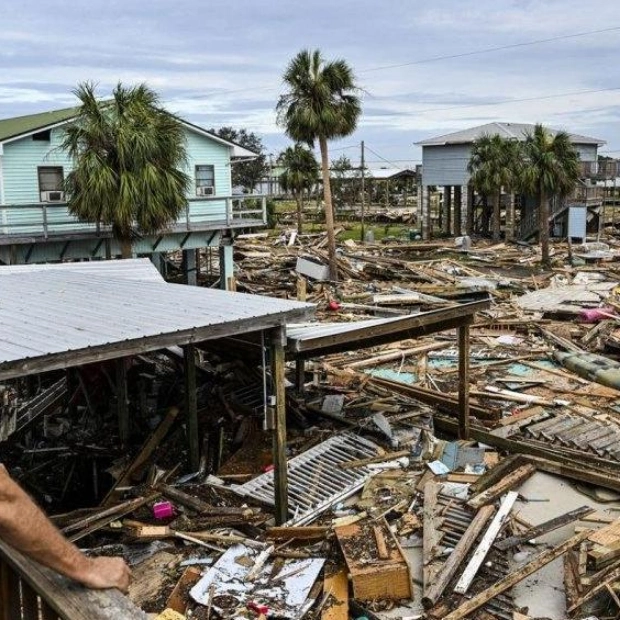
[360,140,366,243]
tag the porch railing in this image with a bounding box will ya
[0,540,146,619]
[0,195,267,241]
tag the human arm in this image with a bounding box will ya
[0,464,131,592]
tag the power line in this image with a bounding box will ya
[364,145,402,169]
[360,26,620,73]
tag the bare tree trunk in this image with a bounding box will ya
[539,189,550,268]
[295,192,303,235]
[319,135,338,280]
[120,237,132,259]
[493,189,501,242]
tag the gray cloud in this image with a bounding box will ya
[1,0,619,164]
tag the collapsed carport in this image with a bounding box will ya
[0,259,313,525]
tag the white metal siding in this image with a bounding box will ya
[421,144,471,186]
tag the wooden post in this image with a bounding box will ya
[453,186,462,237]
[295,359,305,393]
[270,326,289,525]
[184,344,199,472]
[116,358,129,446]
[219,243,234,291]
[443,185,452,235]
[183,249,197,286]
[458,321,471,439]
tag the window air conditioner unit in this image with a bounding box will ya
[196,186,215,197]
[41,190,65,202]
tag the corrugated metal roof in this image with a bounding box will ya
[0,268,313,379]
[0,259,163,282]
[416,122,606,147]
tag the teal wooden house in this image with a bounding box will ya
[0,106,266,282]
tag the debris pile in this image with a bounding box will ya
[3,232,620,618]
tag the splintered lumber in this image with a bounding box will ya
[422,504,495,609]
[103,406,179,506]
[321,568,349,620]
[129,550,180,609]
[454,491,518,595]
[266,526,329,540]
[435,416,620,495]
[166,567,202,614]
[347,342,449,369]
[67,494,160,543]
[568,563,620,612]
[368,377,498,421]
[586,518,620,567]
[373,525,389,559]
[158,484,255,517]
[563,550,583,610]
[423,480,442,593]
[469,454,526,496]
[335,518,411,601]
[443,529,593,620]
[341,450,409,469]
[467,464,535,509]
[496,505,595,550]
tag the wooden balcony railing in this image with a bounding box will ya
[0,195,267,241]
[0,540,146,619]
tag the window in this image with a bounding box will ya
[195,165,215,196]
[32,130,51,141]
[38,167,64,201]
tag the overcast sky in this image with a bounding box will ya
[1,0,619,167]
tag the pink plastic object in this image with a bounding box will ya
[328,300,341,311]
[580,307,615,323]
[153,501,175,520]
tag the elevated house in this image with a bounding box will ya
[415,122,606,241]
[0,106,266,284]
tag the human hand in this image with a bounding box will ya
[78,557,132,593]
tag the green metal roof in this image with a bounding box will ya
[0,106,78,143]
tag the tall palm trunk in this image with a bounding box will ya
[492,189,501,242]
[539,189,550,268]
[319,135,338,280]
[295,192,303,235]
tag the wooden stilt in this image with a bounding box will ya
[295,359,305,393]
[458,321,471,439]
[116,358,129,445]
[184,344,199,471]
[270,326,289,525]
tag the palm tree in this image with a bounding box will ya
[277,49,361,279]
[468,134,519,242]
[62,82,189,258]
[278,144,319,235]
[520,124,580,267]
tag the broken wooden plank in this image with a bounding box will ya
[469,454,527,496]
[266,526,329,541]
[467,464,535,509]
[166,567,202,614]
[495,505,595,550]
[321,568,349,620]
[373,525,389,559]
[422,504,495,609]
[340,450,409,469]
[422,480,442,595]
[102,406,179,506]
[158,484,255,517]
[568,562,620,612]
[443,529,593,620]
[454,491,518,594]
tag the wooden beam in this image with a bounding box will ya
[458,321,471,439]
[184,344,199,472]
[454,491,518,595]
[467,464,536,510]
[116,358,129,446]
[270,326,288,525]
[422,479,441,595]
[443,529,593,620]
[496,505,595,551]
[422,504,496,609]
